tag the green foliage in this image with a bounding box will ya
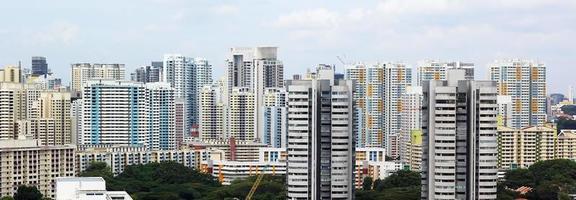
[14,185,43,200]
[561,105,576,115]
[381,170,420,189]
[81,161,220,199]
[501,159,576,200]
[205,175,286,200]
[356,170,421,200]
[1,197,15,200]
[558,118,576,133]
[362,177,373,190]
[79,161,113,179]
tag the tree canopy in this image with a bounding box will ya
[500,159,576,200]
[357,170,421,200]
[13,185,42,200]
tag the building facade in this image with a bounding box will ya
[421,70,498,200]
[490,60,547,129]
[416,60,474,86]
[79,80,175,150]
[0,139,75,199]
[70,63,125,95]
[496,126,556,169]
[31,56,48,76]
[286,67,355,200]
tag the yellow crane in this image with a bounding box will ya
[246,173,264,200]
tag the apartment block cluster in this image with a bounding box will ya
[0,50,563,200]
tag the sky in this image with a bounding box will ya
[0,0,574,93]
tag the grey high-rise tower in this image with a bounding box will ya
[286,65,354,200]
[31,56,48,76]
[421,69,498,200]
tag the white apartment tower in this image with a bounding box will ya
[163,55,212,138]
[345,63,411,157]
[490,60,547,129]
[228,87,256,141]
[199,85,227,141]
[421,70,498,200]
[79,80,176,150]
[417,61,474,86]
[286,65,354,200]
[226,47,283,142]
[262,88,287,148]
[70,63,125,94]
[399,86,423,170]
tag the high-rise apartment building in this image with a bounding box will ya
[417,60,474,86]
[31,56,48,76]
[490,60,547,128]
[70,63,125,94]
[0,139,75,199]
[345,64,385,148]
[262,88,287,148]
[497,95,513,127]
[286,65,354,200]
[79,80,175,150]
[0,66,21,83]
[384,63,412,157]
[228,87,255,141]
[163,55,212,137]
[226,47,283,142]
[555,130,576,160]
[131,64,163,83]
[345,63,411,156]
[399,86,423,170]
[496,126,555,169]
[29,91,72,145]
[421,70,498,200]
[199,85,227,141]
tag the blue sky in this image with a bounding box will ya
[0,0,574,92]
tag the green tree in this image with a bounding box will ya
[1,197,15,200]
[373,178,384,192]
[382,170,420,189]
[79,162,113,179]
[362,177,373,190]
[13,185,43,200]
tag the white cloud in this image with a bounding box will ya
[33,22,79,45]
[213,4,240,15]
[273,8,339,29]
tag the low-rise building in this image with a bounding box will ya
[354,148,403,189]
[55,177,132,200]
[496,126,556,169]
[76,145,222,176]
[556,130,576,160]
[184,138,269,162]
[199,147,287,185]
[0,139,75,198]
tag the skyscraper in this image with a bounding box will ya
[131,63,163,83]
[345,64,385,148]
[345,63,411,156]
[226,47,283,142]
[417,60,474,86]
[384,63,412,157]
[228,87,255,141]
[421,69,498,200]
[490,59,547,128]
[261,88,287,148]
[70,63,125,95]
[0,66,21,83]
[31,56,48,76]
[399,86,423,171]
[199,85,226,141]
[79,80,175,150]
[30,91,72,145]
[286,65,354,199]
[163,55,212,137]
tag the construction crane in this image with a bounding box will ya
[245,173,264,200]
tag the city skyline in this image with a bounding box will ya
[0,0,575,92]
